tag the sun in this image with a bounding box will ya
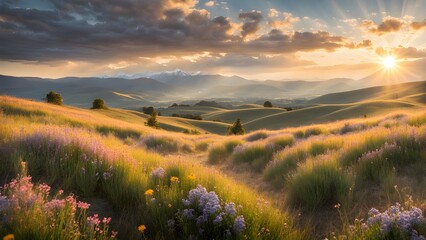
[382,56,396,69]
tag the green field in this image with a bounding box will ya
[1,80,425,240]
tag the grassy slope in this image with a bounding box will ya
[202,107,286,123]
[245,100,422,131]
[0,96,305,239]
[96,108,229,134]
[306,81,426,104]
[158,105,226,116]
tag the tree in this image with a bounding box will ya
[46,91,63,105]
[142,106,155,115]
[227,118,245,135]
[91,98,108,109]
[146,111,160,129]
[263,101,273,108]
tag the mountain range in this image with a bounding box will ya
[1,64,424,108]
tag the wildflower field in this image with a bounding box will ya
[1,95,426,239]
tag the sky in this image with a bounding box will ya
[0,0,425,80]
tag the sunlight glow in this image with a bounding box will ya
[382,56,396,69]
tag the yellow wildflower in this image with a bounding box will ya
[168,203,172,208]
[138,224,146,233]
[170,176,179,183]
[144,189,154,196]
[3,234,14,240]
[188,174,196,180]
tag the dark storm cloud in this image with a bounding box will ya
[0,1,369,62]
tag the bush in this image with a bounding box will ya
[208,139,243,164]
[91,98,108,109]
[232,143,275,171]
[142,135,179,153]
[142,106,155,115]
[195,142,209,152]
[146,111,160,129]
[268,135,295,149]
[95,126,141,139]
[263,101,273,108]
[46,91,63,105]
[183,129,201,135]
[208,145,229,164]
[246,131,268,142]
[263,148,308,189]
[227,119,245,135]
[309,138,343,156]
[288,162,350,210]
[224,139,243,153]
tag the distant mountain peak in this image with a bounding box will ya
[104,69,202,79]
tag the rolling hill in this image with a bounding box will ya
[306,81,426,104]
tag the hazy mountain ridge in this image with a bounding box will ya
[1,71,423,108]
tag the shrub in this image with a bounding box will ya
[145,111,160,129]
[195,142,209,152]
[91,98,108,109]
[246,131,268,142]
[142,135,179,153]
[208,145,229,164]
[408,113,426,127]
[309,138,343,156]
[142,106,155,115]
[263,148,308,189]
[224,139,243,153]
[227,119,245,135]
[232,143,275,171]
[46,91,63,105]
[183,129,201,135]
[268,135,295,149]
[263,101,273,108]
[340,123,366,135]
[95,126,141,139]
[288,162,350,210]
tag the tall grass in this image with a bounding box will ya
[288,159,350,210]
[232,143,276,171]
[208,139,243,164]
[0,97,306,239]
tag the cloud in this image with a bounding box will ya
[268,9,279,18]
[410,19,426,31]
[205,1,215,7]
[376,46,426,59]
[0,1,371,63]
[361,16,404,35]
[238,11,263,38]
[269,12,300,29]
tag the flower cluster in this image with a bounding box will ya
[175,185,246,238]
[366,203,425,239]
[1,176,117,239]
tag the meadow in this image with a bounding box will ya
[1,95,426,239]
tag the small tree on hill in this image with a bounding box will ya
[227,118,245,135]
[46,91,63,105]
[91,98,108,109]
[263,101,273,108]
[146,111,160,129]
[142,106,155,115]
